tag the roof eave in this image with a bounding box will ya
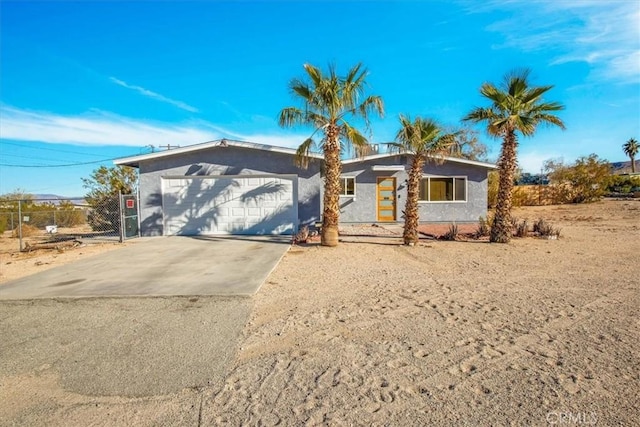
[342,152,497,169]
[113,139,323,167]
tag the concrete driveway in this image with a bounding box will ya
[0,236,290,300]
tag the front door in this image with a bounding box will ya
[377,177,396,221]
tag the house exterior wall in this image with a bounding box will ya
[137,146,322,236]
[338,155,489,223]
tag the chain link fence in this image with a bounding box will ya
[0,194,139,253]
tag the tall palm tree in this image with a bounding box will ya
[279,63,384,246]
[623,138,638,173]
[464,69,565,243]
[392,115,455,245]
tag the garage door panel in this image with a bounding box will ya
[163,176,296,235]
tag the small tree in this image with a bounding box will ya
[446,127,489,161]
[82,165,137,232]
[544,154,612,203]
[622,138,638,173]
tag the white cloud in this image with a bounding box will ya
[109,77,200,113]
[518,150,561,173]
[481,0,640,84]
[0,105,308,150]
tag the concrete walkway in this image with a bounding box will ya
[0,236,290,300]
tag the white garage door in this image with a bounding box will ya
[162,175,297,235]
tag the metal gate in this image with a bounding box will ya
[119,193,140,241]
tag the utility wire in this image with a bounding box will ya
[0,157,124,167]
[0,140,107,158]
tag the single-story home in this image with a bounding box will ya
[114,139,496,236]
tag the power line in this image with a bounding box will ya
[1,153,73,162]
[0,140,107,158]
[0,157,123,168]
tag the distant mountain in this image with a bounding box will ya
[611,160,640,174]
[33,194,87,206]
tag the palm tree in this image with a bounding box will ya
[623,138,638,173]
[464,69,565,243]
[279,63,384,246]
[392,115,455,245]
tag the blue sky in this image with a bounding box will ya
[1,0,638,197]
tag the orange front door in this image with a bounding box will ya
[377,177,396,221]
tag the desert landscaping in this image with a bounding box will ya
[1,199,638,425]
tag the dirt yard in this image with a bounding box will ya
[203,199,639,425]
[0,228,126,284]
[0,199,638,425]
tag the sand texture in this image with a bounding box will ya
[203,200,639,425]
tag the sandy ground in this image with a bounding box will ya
[0,199,638,425]
[0,230,126,284]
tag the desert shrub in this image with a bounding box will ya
[607,175,640,194]
[441,223,459,241]
[488,171,533,208]
[544,154,612,203]
[54,201,86,227]
[0,215,7,234]
[511,186,530,207]
[514,219,529,237]
[510,216,519,230]
[475,216,490,238]
[21,208,54,228]
[533,218,561,238]
[11,224,39,238]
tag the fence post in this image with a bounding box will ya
[18,200,23,252]
[137,189,141,238]
[118,192,125,243]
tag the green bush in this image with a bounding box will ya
[607,175,640,193]
[0,215,7,234]
[544,154,612,203]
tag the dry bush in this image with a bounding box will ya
[533,218,561,239]
[11,224,40,238]
[514,219,529,237]
[441,223,459,241]
[474,216,491,238]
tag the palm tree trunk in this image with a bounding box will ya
[632,156,636,173]
[491,130,518,243]
[403,154,425,245]
[321,126,341,247]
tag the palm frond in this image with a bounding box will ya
[278,107,305,128]
[395,115,453,160]
[359,95,385,122]
[522,85,553,103]
[465,68,564,138]
[295,138,315,169]
[534,113,566,130]
[341,121,368,151]
[303,63,323,88]
[479,83,505,105]
[533,101,565,112]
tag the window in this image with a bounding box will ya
[339,177,356,196]
[419,177,466,202]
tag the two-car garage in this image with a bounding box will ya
[162,175,297,235]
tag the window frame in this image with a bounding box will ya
[418,175,468,203]
[339,176,356,197]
